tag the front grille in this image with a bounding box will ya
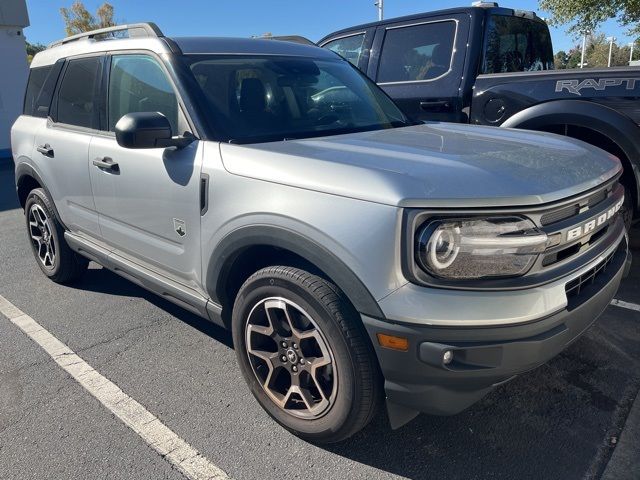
[540,204,578,226]
[565,249,616,300]
[542,225,610,267]
[540,188,609,226]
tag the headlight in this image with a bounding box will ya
[416,216,548,280]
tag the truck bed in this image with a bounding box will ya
[472,67,640,126]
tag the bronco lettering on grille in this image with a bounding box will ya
[566,198,624,241]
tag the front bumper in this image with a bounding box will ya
[362,234,629,428]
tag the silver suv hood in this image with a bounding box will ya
[219,123,621,207]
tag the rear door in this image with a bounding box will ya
[369,14,470,123]
[32,55,103,237]
[88,52,204,288]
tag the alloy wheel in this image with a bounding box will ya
[245,297,338,419]
[28,203,56,270]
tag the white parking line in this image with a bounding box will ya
[611,299,640,313]
[0,294,231,480]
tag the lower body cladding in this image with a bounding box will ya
[362,233,630,428]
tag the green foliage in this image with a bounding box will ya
[557,33,637,68]
[60,1,115,36]
[540,0,639,38]
[26,41,46,57]
[25,41,46,64]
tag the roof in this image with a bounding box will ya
[318,5,541,44]
[31,30,337,68]
[171,36,334,58]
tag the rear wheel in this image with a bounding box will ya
[24,188,88,283]
[232,266,381,443]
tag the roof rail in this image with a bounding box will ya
[48,22,163,49]
[253,34,316,46]
[471,1,499,7]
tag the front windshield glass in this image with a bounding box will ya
[482,15,555,73]
[183,55,411,143]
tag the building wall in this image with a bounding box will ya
[0,0,29,157]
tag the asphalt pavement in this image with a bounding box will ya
[1,166,639,480]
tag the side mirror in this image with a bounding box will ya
[115,112,194,149]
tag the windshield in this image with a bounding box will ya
[183,55,411,143]
[482,15,554,74]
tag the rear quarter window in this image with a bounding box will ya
[23,63,62,117]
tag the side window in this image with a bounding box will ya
[56,57,101,128]
[24,66,52,116]
[108,54,179,132]
[377,21,456,83]
[323,34,366,67]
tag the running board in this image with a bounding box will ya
[64,232,224,326]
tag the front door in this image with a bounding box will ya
[89,53,203,288]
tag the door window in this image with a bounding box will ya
[377,21,456,83]
[56,57,101,128]
[323,34,366,67]
[108,54,179,132]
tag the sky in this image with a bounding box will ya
[23,0,636,53]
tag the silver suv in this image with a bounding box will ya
[12,23,630,443]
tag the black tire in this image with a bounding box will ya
[24,188,88,283]
[621,185,634,231]
[232,266,381,443]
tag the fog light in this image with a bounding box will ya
[443,350,454,365]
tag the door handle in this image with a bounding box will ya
[420,100,451,111]
[92,157,120,173]
[36,144,54,158]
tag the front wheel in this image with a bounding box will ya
[621,186,634,231]
[232,266,381,443]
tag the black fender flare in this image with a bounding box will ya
[15,162,67,228]
[501,100,640,210]
[206,224,385,320]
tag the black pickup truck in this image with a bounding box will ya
[319,2,640,224]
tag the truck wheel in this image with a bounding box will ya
[621,186,633,230]
[232,266,381,443]
[24,189,88,283]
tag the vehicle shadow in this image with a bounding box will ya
[0,166,20,213]
[75,266,233,349]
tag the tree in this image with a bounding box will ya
[540,0,640,38]
[583,33,632,67]
[559,34,634,69]
[25,41,46,64]
[554,50,568,68]
[60,1,115,36]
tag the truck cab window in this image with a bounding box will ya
[483,15,554,73]
[377,21,456,83]
[323,34,366,67]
